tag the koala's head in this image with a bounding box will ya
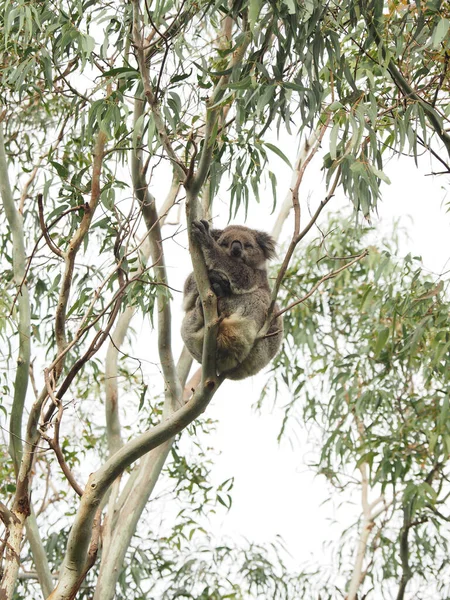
[212,225,276,269]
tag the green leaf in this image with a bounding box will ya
[263,142,292,168]
[268,170,277,213]
[282,0,296,14]
[50,161,69,179]
[249,0,263,32]
[368,165,391,185]
[138,385,148,412]
[330,121,339,160]
[374,326,390,357]
[329,101,344,112]
[101,67,140,79]
[432,17,449,48]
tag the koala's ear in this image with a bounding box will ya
[210,228,223,241]
[255,231,276,260]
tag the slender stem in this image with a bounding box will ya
[131,93,182,409]
[266,118,330,321]
[0,121,31,472]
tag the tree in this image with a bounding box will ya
[271,215,450,599]
[0,0,449,598]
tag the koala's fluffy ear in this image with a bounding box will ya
[255,231,276,260]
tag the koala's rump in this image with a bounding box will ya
[181,283,282,380]
[224,311,283,380]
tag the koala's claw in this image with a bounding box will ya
[191,219,212,245]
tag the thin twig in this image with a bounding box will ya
[37,195,64,258]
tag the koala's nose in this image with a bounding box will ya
[231,240,243,257]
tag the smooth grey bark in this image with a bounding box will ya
[0,120,53,599]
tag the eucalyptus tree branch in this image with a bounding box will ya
[131,93,182,409]
[396,504,412,600]
[271,128,326,241]
[347,459,373,600]
[0,509,28,599]
[257,122,338,339]
[0,115,52,600]
[0,120,31,472]
[347,410,393,600]
[25,510,54,598]
[132,0,187,182]
[104,308,134,457]
[93,440,173,600]
[47,372,222,600]
[54,130,108,378]
[266,117,330,320]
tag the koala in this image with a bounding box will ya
[181,220,283,380]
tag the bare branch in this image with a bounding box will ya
[54,130,108,378]
[40,372,84,497]
[131,93,182,410]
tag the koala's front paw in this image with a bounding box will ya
[191,219,213,247]
[209,270,231,297]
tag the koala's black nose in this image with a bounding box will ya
[231,240,243,257]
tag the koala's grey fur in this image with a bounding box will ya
[181,220,283,380]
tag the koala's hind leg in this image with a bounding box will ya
[181,298,205,364]
[216,315,258,374]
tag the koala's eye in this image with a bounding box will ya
[244,243,253,249]
[220,242,228,247]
